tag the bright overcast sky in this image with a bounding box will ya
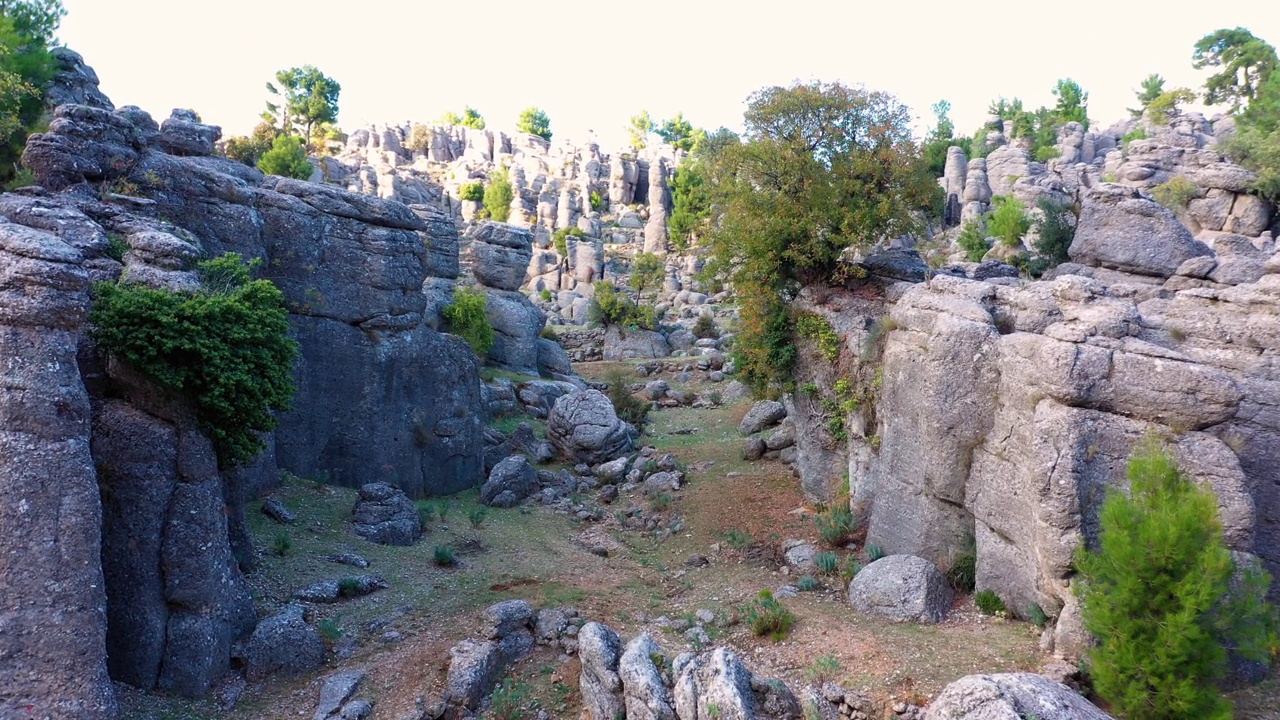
[58,0,1280,148]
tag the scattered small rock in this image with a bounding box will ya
[261,497,298,524]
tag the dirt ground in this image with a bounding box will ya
[121,360,1279,720]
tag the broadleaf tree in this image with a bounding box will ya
[0,0,63,184]
[703,81,936,394]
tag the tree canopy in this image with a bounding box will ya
[263,65,341,151]
[656,112,704,152]
[1193,28,1278,110]
[440,106,485,130]
[1052,78,1089,127]
[1129,73,1166,117]
[516,106,551,141]
[0,0,62,185]
[703,81,935,394]
[627,110,655,148]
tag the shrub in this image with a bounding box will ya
[317,618,343,642]
[947,549,977,592]
[724,528,752,550]
[629,252,665,298]
[746,590,796,641]
[815,502,855,547]
[841,556,862,583]
[602,366,650,428]
[488,678,530,720]
[796,575,820,592]
[1032,198,1076,269]
[467,507,487,528]
[692,313,719,340]
[257,135,312,180]
[590,191,606,212]
[590,282,656,331]
[1146,88,1198,125]
[1151,175,1199,210]
[805,653,842,684]
[407,124,432,154]
[815,551,838,576]
[433,545,456,566]
[338,577,361,598]
[516,107,552,141]
[956,220,990,263]
[442,286,494,357]
[1034,145,1059,163]
[458,182,483,202]
[552,226,583,257]
[271,531,292,557]
[987,196,1031,247]
[105,233,128,262]
[539,324,557,339]
[417,500,436,524]
[649,493,672,512]
[1121,126,1148,147]
[1076,438,1278,720]
[539,289,553,302]
[974,589,1006,615]
[483,168,514,222]
[1028,602,1048,629]
[794,312,841,362]
[89,254,298,466]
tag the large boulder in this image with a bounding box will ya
[470,222,534,291]
[579,623,625,720]
[480,455,540,508]
[619,634,676,720]
[156,109,220,157]
[739,400,787,436]
[547,390,633,464]
[673,647,756,720]
[243,604,325,681]
[847,555,953,623]
[923,673,1113,720]
[603,325,672,360]
[1068,185,1212,277]
[484,288,546,375]
[351,482,422,546]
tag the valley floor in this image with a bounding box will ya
[119,361,1280,720]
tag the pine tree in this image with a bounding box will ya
[1076,438,1277,720]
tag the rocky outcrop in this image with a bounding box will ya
[480,454,540,508]
[352,482,422,546]
[579,623,626,720]
[0,223,118,718]
[923,673,1114,720]
[1069,185,1212,277]
[242,604,326,681]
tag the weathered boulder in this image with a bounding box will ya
[44,47,114,110]
[480,455,540,508]
[579,622,626,720]
[603,325,672,360]
[620,634,676,720]
[483,599,536,639]
[352,482,422,546]
[485,287,546,374]
[847,555,953,623]
[1069,185,1211,277]
[547,390,633,464]
[471,222,534,291]
[673,647,756,720]
[739,400,787,436]
[243,604,326,681]
[314,669,365,720]
[923,673,1113,720]
[157,108,220,157]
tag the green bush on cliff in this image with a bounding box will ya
[257,135,313,180]
[89,253,298,466]
[443,285,494,357]
[483,168,514,222]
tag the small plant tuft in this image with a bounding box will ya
[974,589,1006,615]
[865,544,885,562]
[724,528,752,550]
[338,577,361,598]
[796,575,820,592]
[745,589,796,641]
[947,548,977,592]
[805,653,842,684]
[1028,602,1049,628]
[1151,176,1199,210]
[487,677,531,720]
[815,502,855,547]
[433,545,456,566]
[270,531,292,557]
[815,551,839,576]
[458,182,484,202]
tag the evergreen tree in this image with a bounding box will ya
[256,135,312,180]
[1193,28,1278,110]
[1076,438,1277,720]
[1129,73,1166,117]
[627,110,655,149]
[483,167,513,222]
[516,107,551,141]
[263,65,341,151]
[1052,78,1089,128]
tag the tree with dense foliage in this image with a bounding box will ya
[656,112,702,152]
[440,106,485,130]
[703,81,936,394]
[256,135,312,179]
[627,110,655,148]
[516,106,552,141]
[1145,88,1198,125]
[1224,70,1280,200]
[921,99,970,176]
[0,0,62,184]
[1129,73,1166,117]
[1076,438,1278,720]
[263,65,341,151]
[629,252,664,299]
[1193,28,1278,110]
[483,167,513,222]
[222,121,279,167]
[1052,78,1089,128]
[89,254,298,465]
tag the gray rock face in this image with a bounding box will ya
[579,622,625,720]
[673,647,756,720]
[547,390,633,464]
[480,454,540,507]
[603,325,672,360]
[352,482,422,546]
[445,600,536,710]
[470,222,534,291]
[157,108,221,157]
[847,555,953,623]
[1069,185,1212,277]
[619,634,676,720]
[739,401,787,436]
[484,288,546,374]
[243,604,325,681]
[44,47,114,110]
[483,599,535,640]
[923,673,1113,720]
[0,224,118,718]
[22,102,486,499]
[314,669,365,720]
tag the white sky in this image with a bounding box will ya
[58,0,1280,148]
